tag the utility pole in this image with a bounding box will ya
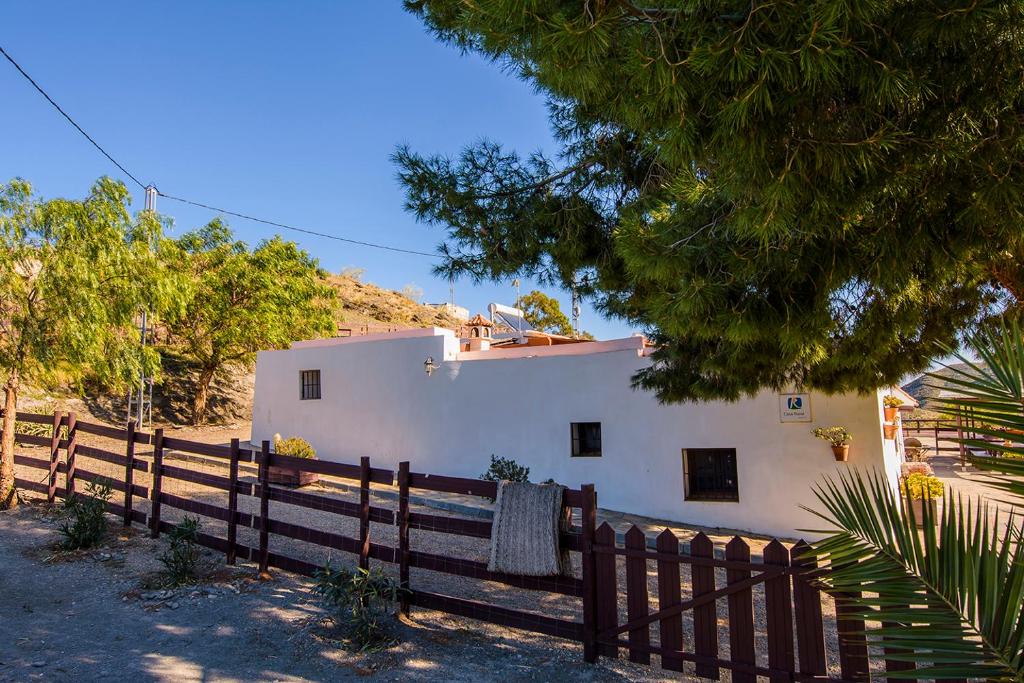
[127,185,157,429]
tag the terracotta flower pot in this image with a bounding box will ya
[267,464,319,487]
[909,498,938,527]
[883,406,899,423]
[883,423,898,440]
[831,444,850,462]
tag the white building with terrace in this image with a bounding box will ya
[250,321,909,539]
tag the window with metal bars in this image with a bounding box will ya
[683,448,739,501]
[570,422,602,457]
[299,369,321,400]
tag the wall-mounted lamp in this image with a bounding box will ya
[423,356,436,376]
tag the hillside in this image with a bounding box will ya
[902,363,968,407]
[328,274,462,330]
[22,275,466,428]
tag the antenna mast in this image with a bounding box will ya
[126,185,157,429]
[571,283,581,338]
[512,278,522,337]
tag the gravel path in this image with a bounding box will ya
[0,503,680,682]
[12,428,867,681]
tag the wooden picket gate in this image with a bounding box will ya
[581,521,873,681]
[6,409,898,681]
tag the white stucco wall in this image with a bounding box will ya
[251,329,899,539]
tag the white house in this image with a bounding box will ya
[250,326,904,539]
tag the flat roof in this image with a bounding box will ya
[287,327,648,360]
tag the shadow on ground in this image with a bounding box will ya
[0,502,655,682]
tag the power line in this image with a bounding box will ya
[0,45,145,189]
[0,43,438,260]
[157,192,438,257]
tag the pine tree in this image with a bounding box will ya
[397,0,1024,401]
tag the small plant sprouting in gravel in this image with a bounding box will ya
[58,479,113,550]
[313,562,407,652]
[159,516,202,586]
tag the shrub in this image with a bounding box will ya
[479,455,530,484]
[274,435,316,459]
[58,479,113,550]
[883,394,904,409]
[18,403,63,438]
[901,461,934,478]
[313,563,406,651]
[159,516,202,585]
[812,426,852,446]
[900,473,944,500]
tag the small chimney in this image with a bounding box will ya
[465,313,493,351]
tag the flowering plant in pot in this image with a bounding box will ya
[813,426,852,461]
[882,394,903,423]
[270,435,319,487]
[899,473,943,527]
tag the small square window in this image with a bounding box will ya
[571,422,602,457]
[300,369,321,400]
[683,448,738,502]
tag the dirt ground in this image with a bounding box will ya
[0,502,686,683]
[9,410,860,682]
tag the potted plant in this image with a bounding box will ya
[270,435,319,487]
[883,422,899,440]
[883,394,903,423]
[813,426,852,462]
[900,473,943,527]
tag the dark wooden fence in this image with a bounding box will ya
[901,418,966,457]
[8,410,896,681]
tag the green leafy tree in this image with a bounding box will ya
[0,178,183,508]
[519,290,572,336]
[169,220,335,424]
[397,1,1024,402]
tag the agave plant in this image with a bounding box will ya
[808,471,1024,680]
[807,318,1024,680]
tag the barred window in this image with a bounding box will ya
[571,422,602,457]
[683,448,739,502]
[299,370,321,400]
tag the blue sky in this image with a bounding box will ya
[1,2,633,340]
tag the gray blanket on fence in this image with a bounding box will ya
[488,481,571,577]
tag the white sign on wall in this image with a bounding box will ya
[779,393,811,422]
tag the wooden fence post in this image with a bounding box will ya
[726,536,756,683]
[398,461,411,615]
[123,420,136,527]
[226,438,240,565]
[594,521,619,659]
[956,410,966,468]
[149,428,164,538]
[791,540,827,678]
[579,483,599,663]
[624,525,650,665]
[883,605,917,683]
[65,412,77,497]
[691,532,720,680]
[47,410,61,504]
[764,540,795,681]
[359,456,371,571]
[258,440,271,575]
[836,588,870,682]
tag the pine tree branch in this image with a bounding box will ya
[472,159,599,200]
